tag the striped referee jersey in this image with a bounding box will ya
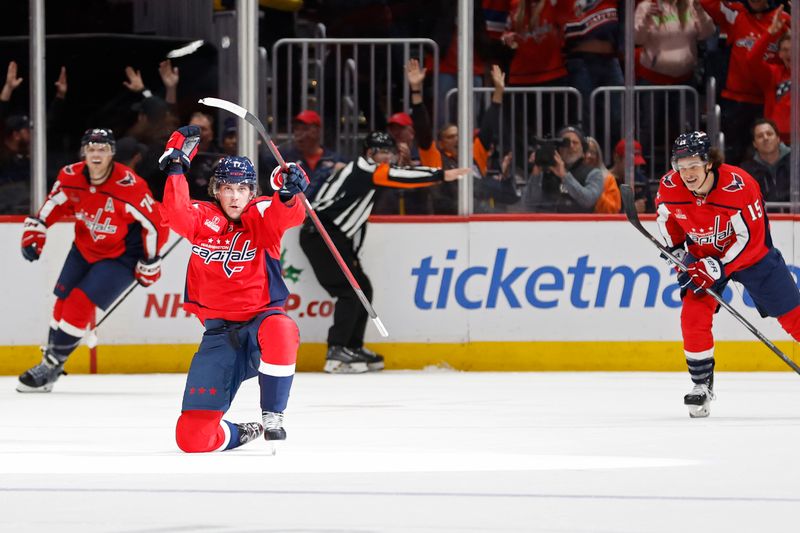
[312,155,444,240]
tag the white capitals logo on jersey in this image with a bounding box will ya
[191,232,257,278]
[77,208,118,241]
[688,216,734,253]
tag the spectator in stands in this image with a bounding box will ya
[475,149,521,213]
[635,0,715,154]
[0,114,31,214]
[741,118,790,204]
[554,0,623,139]
[260,109,347,201]
[158,59,179,105]
[386,112,420,166]
[0,61,24,122]
[114,136,147,172]
[501,0,569,159]
[373,111,431,214]
[420,1,496,127]
[503,0,567,87]
[584,136,609,176]
[699,0,790,164]
[747,7,791,145]
[220,117,237,156]
[522,125,605,213]
[610,138,654,213]
[635,1,715,85]
[407,59,505,214]
[189,111,219,154]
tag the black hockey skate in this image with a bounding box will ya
[233,422,264,447]
[351,346,384,372]
[684,375,715,418]
[324,345,368,374]
[262,411,286,456]
[17,348,66,393]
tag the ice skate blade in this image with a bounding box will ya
[367,361,384,372]
[16,381,54,393]
[264,441,280,456]
[324,360,368,374]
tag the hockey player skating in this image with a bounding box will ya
[299,131,469,373]
[159,126,307,453]
[17,128,167,392]
[656,131,800,417]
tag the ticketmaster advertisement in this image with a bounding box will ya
[1,218,797,372]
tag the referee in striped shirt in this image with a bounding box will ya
[300,131,469,374]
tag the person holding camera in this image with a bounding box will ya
[522,125,605,213]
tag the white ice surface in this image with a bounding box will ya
[0,371,798,533]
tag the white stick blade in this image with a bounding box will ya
[198,97,247,118]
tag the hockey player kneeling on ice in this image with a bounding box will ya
[657,131,800,418]
[159,126,306,453]
[299,131,469,373]
[17,128,167,393]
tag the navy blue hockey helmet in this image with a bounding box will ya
[80,128,116,154]
[671,131,710,169]
[209,155,258,197]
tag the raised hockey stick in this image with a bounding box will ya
[86,236,185,348]
[199,97,390,337]
[620,184,800,375]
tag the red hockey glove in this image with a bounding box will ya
[270,162,309,202]
[135,256,162,287]
[686,257,724,293]
[21,217,46,262]
[158,126,201,174]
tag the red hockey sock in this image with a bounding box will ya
[59,288,95,337]
[681,291,718,353]
[175,410,227,453]
[778,306,800,341]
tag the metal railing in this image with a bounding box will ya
[270,37,439,156]
[444,86,582,179]
[591,85,700,183]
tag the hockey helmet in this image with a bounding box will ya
[80,128,116,155]
[671,131,710,170]
[209,155,258,198]
[363,130,396,153]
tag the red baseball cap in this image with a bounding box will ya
[387,112,413,128]
[614,139,646,165]
[293,110,321,126]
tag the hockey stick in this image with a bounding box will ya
[198,97,390,337]
[620,184,800,375]
[86,236,185,348]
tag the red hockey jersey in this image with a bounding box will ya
[748,31,791,143]
[700,0,790,104]
[655,164,770,275]
[160,173,305,323]
[507,0,567,85]
[37,161,166,263]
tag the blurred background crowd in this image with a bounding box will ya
[0,0,796,215]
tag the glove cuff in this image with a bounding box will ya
[166,162,185,176]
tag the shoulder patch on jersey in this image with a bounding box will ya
[256,199,273,216]
[722,173,745,192]
[116,171,136,187]
[63,164,76,176]
[662,172,677,188]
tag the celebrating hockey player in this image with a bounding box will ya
[159,125,306,453]
[299,131,469,373]
[656,131,800,417]
[17,128,167,393]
